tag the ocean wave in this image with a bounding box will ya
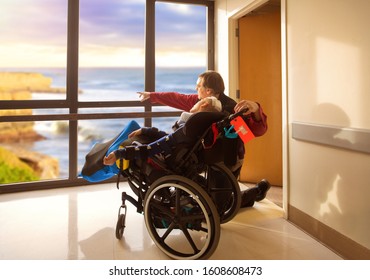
[78,126,104,142]
[26,67,201,176]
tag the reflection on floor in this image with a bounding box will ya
[0,183,341,260]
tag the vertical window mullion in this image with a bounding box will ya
[207,2,215,70]
[67,0,80,180]
[144,0,156,127]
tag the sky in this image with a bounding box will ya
[0,0,207,68]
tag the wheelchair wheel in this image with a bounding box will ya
[115,205,127,240]
[198,162,241,223]
[115,214,126,239]
[143,175,220,260]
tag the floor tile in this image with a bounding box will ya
[0,183,341,260]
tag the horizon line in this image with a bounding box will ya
[0,66,206,69]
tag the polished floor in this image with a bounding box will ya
[0,182,341,260]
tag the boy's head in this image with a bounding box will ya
[190,96,222,113]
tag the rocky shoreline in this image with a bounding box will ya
[0,72,61,183]
[0,72,67,93]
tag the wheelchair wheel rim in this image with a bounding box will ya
[143,176,220,260]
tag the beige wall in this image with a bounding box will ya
[287,0,370,250]
[215,0,370,251]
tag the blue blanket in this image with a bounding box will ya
[80,120,141,182]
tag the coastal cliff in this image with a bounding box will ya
[0,88,44,142]
[0,72,65,142]
[0,72,66,93]
[0,72,60,183]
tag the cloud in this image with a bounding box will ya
[0,44,67,67]
[1,0,207,67]
[79,46,145,67]
[79,0,145,46]
[0,0,68,44]
[156,2,206,38]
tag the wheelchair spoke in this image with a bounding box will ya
[175,188,183,216]
[161,222,176,241]
[199,224,209,233]
[179,224,200,254]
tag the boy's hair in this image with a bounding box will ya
[190,96,222,113]
[198,70,225,95]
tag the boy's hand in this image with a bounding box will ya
[103,152,117,166]
[128,128,142,138]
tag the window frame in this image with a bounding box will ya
[0,0,215,194]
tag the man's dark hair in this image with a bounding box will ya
[199,70,225,95]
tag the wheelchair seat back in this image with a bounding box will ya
[183,111,240,166]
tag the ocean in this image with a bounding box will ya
[20,67,205,178]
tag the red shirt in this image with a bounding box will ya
[150,91,199,112]
[149,91,268,137]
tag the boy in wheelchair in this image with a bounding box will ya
[103,96,222,166]
[100,98,259,259]
[137,71,271,208]
[103,95,270,209]
[103,96,241,220]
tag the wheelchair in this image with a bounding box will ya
[114,110,247,260]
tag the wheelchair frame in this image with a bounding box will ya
[114,110,247,260]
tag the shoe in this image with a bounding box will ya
[240,188,259,208]
[255,179,271,202]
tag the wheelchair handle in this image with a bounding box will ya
[228,108,249,120]
[216,108,249,130]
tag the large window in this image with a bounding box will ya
[79,0,146,102]
[0,0,68,99]
[0,0,69,185]
[153,2,208,129]
[0,0,214,193]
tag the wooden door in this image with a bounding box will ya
[238,5,282,186]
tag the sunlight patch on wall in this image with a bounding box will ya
[318,174,342,217]
[315,37,361,126]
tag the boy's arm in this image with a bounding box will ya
[141,127,168,138]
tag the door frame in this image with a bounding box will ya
[226,0,288,216]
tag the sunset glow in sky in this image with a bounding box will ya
[0,0,207,68]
